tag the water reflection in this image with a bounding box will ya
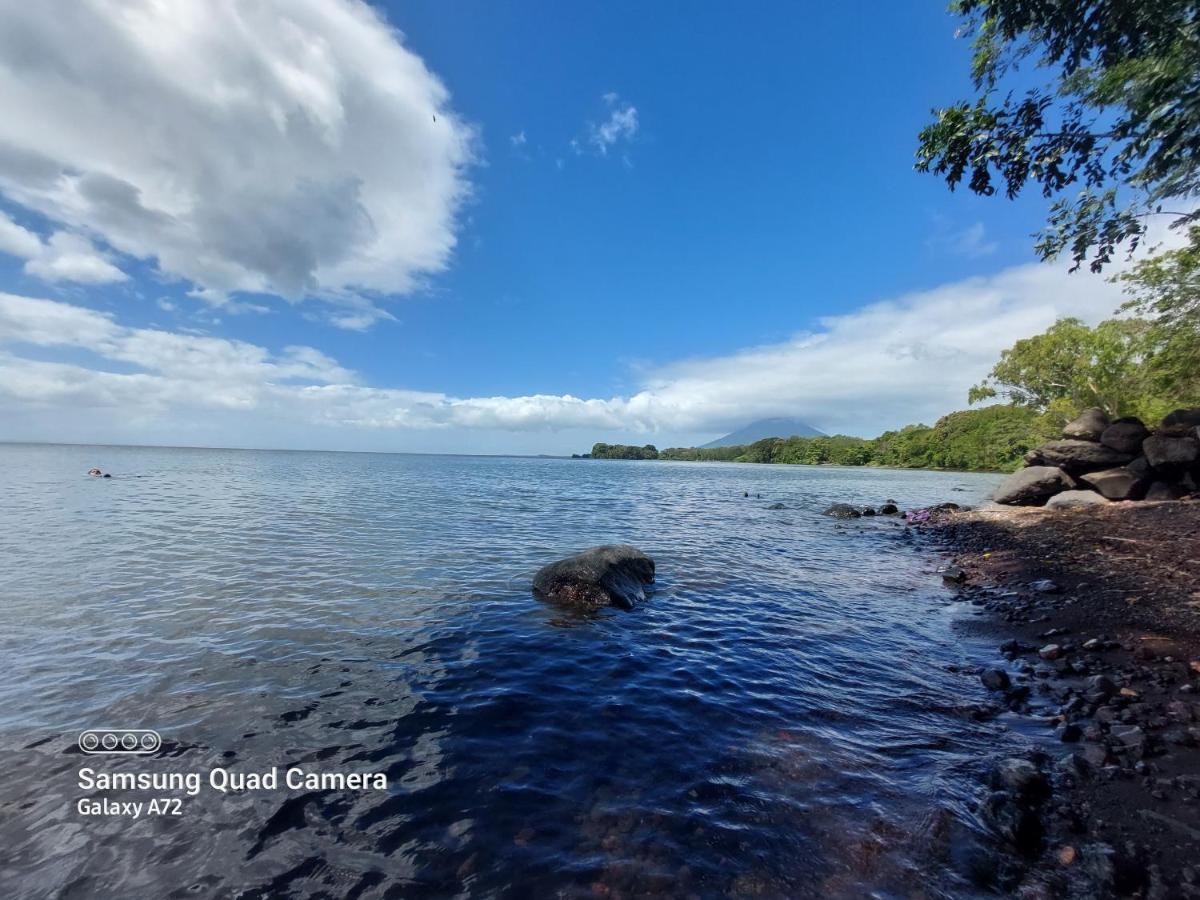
[0,445,1009,897]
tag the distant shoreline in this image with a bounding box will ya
[577,455,1010,476]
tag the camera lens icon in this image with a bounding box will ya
[78,729,161,755]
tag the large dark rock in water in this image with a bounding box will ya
[532,545,655,610]
[1162,407,1200,429]
[992,466,1074,505]
[1099,417,1149,455]
[1080,466,1148,501]
[1024,440,1133,473]
[1062,407,1109,441]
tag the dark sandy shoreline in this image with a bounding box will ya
[920,501,1200,898]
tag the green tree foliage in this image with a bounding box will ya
[1118,226,1200,329]
[656,406,1047,472]
[968,317,1159,419]
[870,424,937,470]
[1115,226,1200,404]
[659,436,872,466]
[916,0,1200,272]
[917,406,1052,471]
[589,442,659,460]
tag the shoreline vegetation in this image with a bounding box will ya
[578,404,1058,473]
[581,280,1200,473]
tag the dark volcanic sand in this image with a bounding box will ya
[926,500,1200,898]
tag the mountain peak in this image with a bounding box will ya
[700,417,825,449]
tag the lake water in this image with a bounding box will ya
[0,443,1013,898]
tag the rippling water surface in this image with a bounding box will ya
[0,444,1015,898]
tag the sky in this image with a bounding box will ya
[0,0,1149,454]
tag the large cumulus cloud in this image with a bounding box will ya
[0,0,475,320]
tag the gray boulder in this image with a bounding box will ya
[1162,407,1200,428]
[1045,490,1111,509]
[532,545,655,610]
[1099,417,1149,455]
[1128,455,1152,478]
[1079,466,1147,501]
[1024,440,1133,473]
[823,503,861,519]
[1146,481,1188,502]
[1143,433,1199,470]
[992,465,1075,505]
[1062,407,1109,441]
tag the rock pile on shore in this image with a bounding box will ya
[992,407,1200,507]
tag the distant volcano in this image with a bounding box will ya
[700,417,825,448]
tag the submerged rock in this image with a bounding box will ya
[941,564,967,583]
[993,758,1049,801]
[822,503,861,519]
[981,668,1011,691]
[532,545,655,610]
[992,465,1075,505]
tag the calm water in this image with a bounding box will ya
[0,444,1014,899]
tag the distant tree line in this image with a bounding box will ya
[655,405,1051,472]
[585,443,660,460]
[586,296,1196,473]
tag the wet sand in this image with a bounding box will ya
[924,501,1200,897]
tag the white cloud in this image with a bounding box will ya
[0,0,475,315]
[587,94,638,155]
[510,131,527,147]
[954,222,998,257]
[0,254,1141,451]
[0,293,355,387]
[0,210,42,259]
[0,211,127,284]
[22,231,127,284]
[927,220,998,258]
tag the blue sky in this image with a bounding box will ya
[0,1,1132,453]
